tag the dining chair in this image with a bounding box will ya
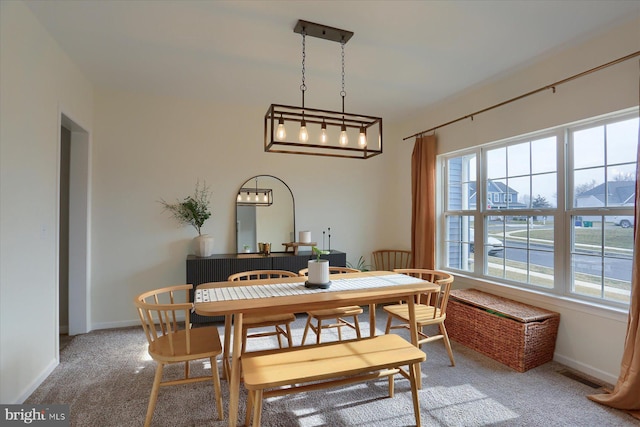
[372,249,412,271]
[383,268,456,366]
[227,270,298,352]
[298,266,363,345]
[134,284,223,427]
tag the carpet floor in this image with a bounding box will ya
[27,308,639,427]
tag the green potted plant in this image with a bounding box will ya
[347,256,372,272]
[160,181,214,257]
[307,246,330,288]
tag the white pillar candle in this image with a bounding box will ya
[299,231,311,243]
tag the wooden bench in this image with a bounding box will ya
[241,334,426,427]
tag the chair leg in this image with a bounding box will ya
[242,327,248,354]
[285,323,293,348]
[440,323,456,366]
[210,356,224,420]
[245,389,254,427]
[353,315,362,339]
[144,363,164,427]
[301,315,313,345]
[409,362,422,427]
[385,314,393,334]
[184,360,190,379]
[336,318,343,341]
[252,389,264,427]
[275,326,283,348]
[316,319,323,344]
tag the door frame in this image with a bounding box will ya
[60,112,91,337]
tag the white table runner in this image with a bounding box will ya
[194,274,426,303]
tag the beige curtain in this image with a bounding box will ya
[411,134,437,269]
[588,117,640,416]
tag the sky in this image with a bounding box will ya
[478,116,638,208]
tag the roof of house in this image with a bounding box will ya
[469,181,519,195]
[578,181,635,204]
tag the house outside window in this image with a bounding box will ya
[441,109,637,308]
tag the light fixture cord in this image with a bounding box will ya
[341,38,346,118]
[301,30,306,110]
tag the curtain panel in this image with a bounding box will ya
[411,134,437,269]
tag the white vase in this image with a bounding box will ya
[308,259,330,285]
[194,234,214,257]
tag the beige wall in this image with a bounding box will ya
[0,1,93,403]
[1,0,637,405]
[90,88,398,328]
[394,17,640,385]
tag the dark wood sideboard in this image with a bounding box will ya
[186,250,346,323]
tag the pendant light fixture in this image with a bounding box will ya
[265,20,383,159]
[237,177,273,207]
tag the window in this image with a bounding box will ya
[568,115,637,304]
[441,109,637,308]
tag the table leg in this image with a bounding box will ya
[228,312,243,427]
[407,296,422,389]
[223,315,232,380]
[368,304,376,337]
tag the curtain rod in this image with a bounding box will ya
[403,50,640,141]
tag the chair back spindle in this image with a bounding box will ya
[373,250,412,271]
[298,266,359,276]
[227,270,298,353]
[228,270,299,281]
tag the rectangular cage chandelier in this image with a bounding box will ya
[265,20,383,159]
[237,178,273,207]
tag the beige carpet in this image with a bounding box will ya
[27,309,639,426]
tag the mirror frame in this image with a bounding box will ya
[235,175,295,253]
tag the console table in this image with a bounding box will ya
[186,250,346,322]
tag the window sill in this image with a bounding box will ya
[448,271,629,323]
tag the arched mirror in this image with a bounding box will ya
[236,175,295,253]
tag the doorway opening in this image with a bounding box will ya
[59,114,90,345]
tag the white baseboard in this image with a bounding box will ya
[15,359,58,404]
[90,314,187,332]
[553,353,619,387]
[89,319,141,331]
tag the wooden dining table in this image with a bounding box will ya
[194,270,439,427]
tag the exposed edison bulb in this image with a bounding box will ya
[237,193,241,202]
[276,117,286,141]
[299,119,309,143]
[358,126,367,147]
[320,122,328,144]
[245,193,251,202]
[339,124,348,146]
[262,193,268,202]
[254,193,259,202]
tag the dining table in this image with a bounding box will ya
[194,270,439,427]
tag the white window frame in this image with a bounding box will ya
[438,108,637,309]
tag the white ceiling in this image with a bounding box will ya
[25,0,640,122]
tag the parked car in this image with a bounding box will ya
[469,231,504,255]
[612,216,635,229]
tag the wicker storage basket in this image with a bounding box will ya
[445,289,560,372]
